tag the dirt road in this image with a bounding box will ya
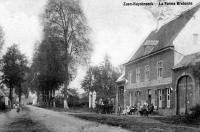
[0,106,130,132]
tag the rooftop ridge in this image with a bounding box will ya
[126,2,200,64]
[156,2,200,31]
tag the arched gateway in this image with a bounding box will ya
[177,75,194,114]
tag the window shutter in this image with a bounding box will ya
[162,89,167,108]
[155,89,159,109]
[170,90,174,108]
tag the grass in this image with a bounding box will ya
[152,115,200,128]
[40,106,96,113]
[71,113,200,132]
[39,105,200,131]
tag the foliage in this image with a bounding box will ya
[183,104,200,123]
[68,88,80,107]
[42,0,92,80]
[81,55,120,99]
[30,38,67,107]
[41,0,92,108]
[2,44,29,103]
[72,113,197,131]
[0,26,4,53]
[35,39,66,91]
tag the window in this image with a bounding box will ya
[145,65,150,81]
[128,71,132,84]
[135,91,141,96]
[167,88,170,108]
[148,89,152,104]
[129,92,133,106]
[158,89,162,108]
[136,68,140,83]
[157,61,163,79]
[144,40,159,55]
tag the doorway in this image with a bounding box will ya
[177,75,194,114]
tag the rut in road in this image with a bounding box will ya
[4,107,51,132]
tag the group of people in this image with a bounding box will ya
[95,98,115,114]
[13,103,23,112]
[119,103,154,116]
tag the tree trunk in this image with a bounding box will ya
[45,87,47,106]
[48,88,50,107]
[37,90,39,105]
[64,81,69,109]
[50,88,52,107]
[9,87,13,108]
[64,82,69,109]
[19,87,21,104]
[53,89,55,108]
[63,50,69,109]
[64,98,69,109]
[44,88,46,106]
[42,89,44,104]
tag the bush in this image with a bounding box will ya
[0,102,6,111]
[190,104,200,117]
[183,104,200,123]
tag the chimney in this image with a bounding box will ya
[193,33,198,45]
[156,10,164,31]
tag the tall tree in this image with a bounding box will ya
[0,26,4,53]
[42,0,92,109]
[2,44,28,106]
[30,39,66,107]
[81,55,120,100]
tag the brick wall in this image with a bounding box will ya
[125,49,174,84]
[125,84,175,109]
[124,49,176,115]
[173,67,200,114]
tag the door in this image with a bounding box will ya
[177,76,193,114]
[118,86,124,107]
[148,89,152,105]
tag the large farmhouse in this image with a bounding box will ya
[116,3,200,115]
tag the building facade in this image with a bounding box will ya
[116,3,200,115]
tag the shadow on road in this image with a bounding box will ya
[3,107,51,132]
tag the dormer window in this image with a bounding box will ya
[144,40,159,55]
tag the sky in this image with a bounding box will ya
[0,0,198,93]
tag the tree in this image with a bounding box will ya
[42,0,92,109]
[0,26,4,53]
[81,55,120,100]
[67,88,80,107]
[81,66,99,93]
[2,44,28,106]
[30,39,66,107]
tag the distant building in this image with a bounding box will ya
[0,89,9,108]
[27,92,37,105]
[116,3,200,115]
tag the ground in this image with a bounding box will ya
[71,113,200,132]
[0,106,129,132]
[0,106,200,132]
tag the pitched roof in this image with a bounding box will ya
[116,73,126,83]
[127,3,200,63]
[173,52,200,70]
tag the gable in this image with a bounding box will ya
[127,3,200,64]
[174,9,200,55]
